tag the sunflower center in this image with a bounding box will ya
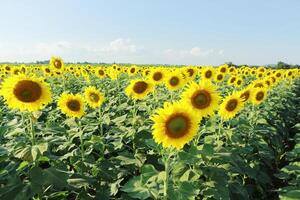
[256,91,264,101]
[45,68,50,73]
[230,77,236,83]
[170,77,179,86]
[99,70,105,76]
[254,83,264,88]
[205,70,212,78]
[192,90,211,109]
[220,67,226,73]
[14,80,42,103]
[153,72,162,81]
[89,93,100,102]
[130,68,135,73]
[187,69,194,76]
[67,100,81,111]
[217,74,223,80]
[133,81,148,94]
[166,114,190,138]
[240,91,250,102]
[276,73,281,77]
[237,80,242,85]
[54,60,62,69]
[225,99,238,112]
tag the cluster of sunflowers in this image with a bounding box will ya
[0,57,299,151]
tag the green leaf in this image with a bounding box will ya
[121,177,150,200]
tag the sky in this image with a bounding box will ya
[0,0,299,65]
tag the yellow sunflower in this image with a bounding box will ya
[234,78,243,88]
[219,92,245,120]
[181,81,220,117]
[238,86,253,102]
[202,67,215,80]
[150,68,165,84]
[165,72,185,91]
[58,93,85,118]
[0,75,52,112]
[214,73,224,82]
[84,86,105,109]
[125,79,154,100]
[251,88,267,105]
[228,76,237,85]
[151,101,199,150]
[50,56,64,71]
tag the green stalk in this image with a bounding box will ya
[163,158,169,199]
[29,113,36,145]
[98,106,103,136]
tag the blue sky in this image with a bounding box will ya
[0,0,299,65]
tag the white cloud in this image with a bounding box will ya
[190,47,214,57]
[0,38,141,62]
[163,47,216,58]
[101,38,137,54]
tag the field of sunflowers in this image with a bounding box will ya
[0,57,300,200]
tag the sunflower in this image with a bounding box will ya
[228,76,237,85]
[84,86,105,109]
[214,73,224,82]
[151,101,199,150]
[129,65,137,75]
[219,92,245,120]
[218,64,228,74]
[0,75,52,112]
[234,78,243,87]
[202,67,214,80]
[125,79,154,100]
[150,68,165,84]
[165,72,185,91]
[238,86,253,102]
[58,93,85,118]
[50,56,64,71]
[181,81,220,117]
[251,88,267,105]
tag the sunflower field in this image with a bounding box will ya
[0,57,300,200]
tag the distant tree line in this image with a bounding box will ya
[226,61,299,69]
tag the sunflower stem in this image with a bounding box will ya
[132,99,138,152]
[217,117,223,146]
[163,153,170,199]
[76,119,85,162]
[98,106,103,136]
[29,113,36,146]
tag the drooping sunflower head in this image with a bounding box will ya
[228,76,237,85]
[238,86,253,102]
[219,92,245,120]
[184,67,197,79]
[151,101,199,150]
[84,86,105,109]
[58,93,85,118]
[181,81,220,118]
[0,75,52,112]
[251,88,268,105]
[125,79,154,100]
[50,56,64,71]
